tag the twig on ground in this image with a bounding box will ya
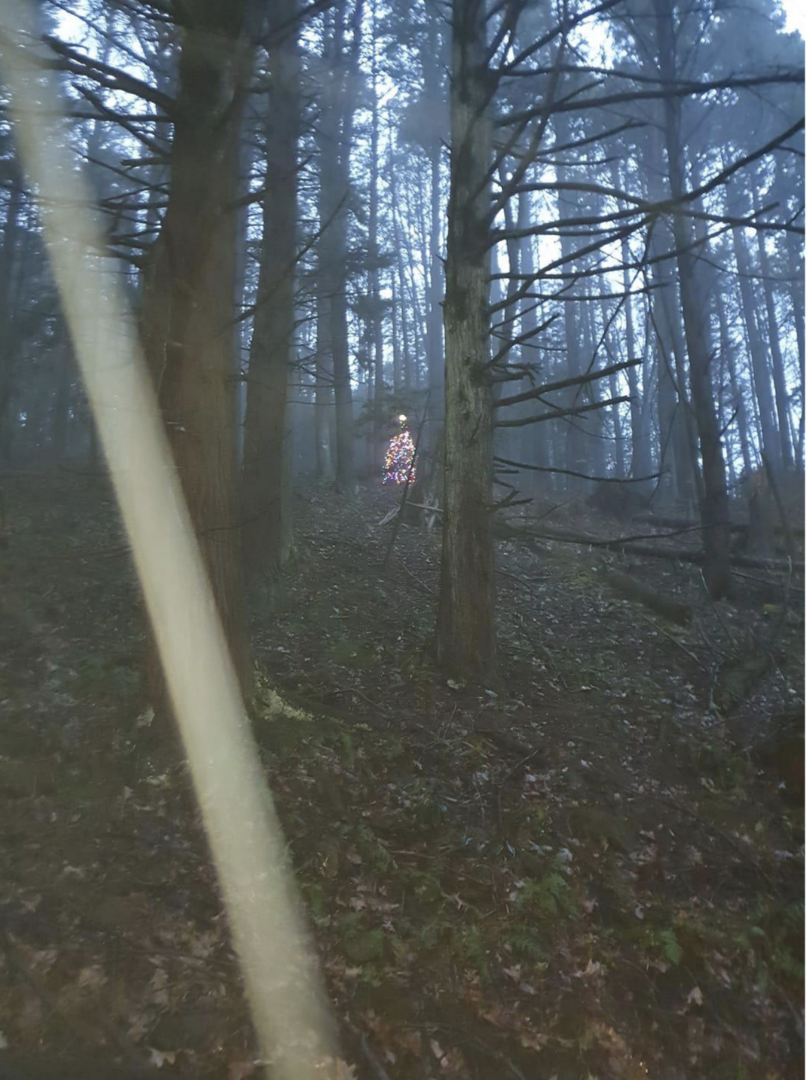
[699,570,737,651]
[360,1034,393,1080]
[635,611,712,675]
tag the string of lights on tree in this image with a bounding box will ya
[383,414,417,485]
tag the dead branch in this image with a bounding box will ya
[494,357,641,410]
[599,563,692,625]
[494,456,662,485]
[496,395,630,428]
[495,521,804,572]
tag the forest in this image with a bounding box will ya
[0,0,804,1077]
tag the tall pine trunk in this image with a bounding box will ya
[141,2,253,701]
[316,1,363,494]
[654,0,729,597]
[727,177,784,477]
[436,0,496,675]
[242,1,300,577]
[752,195,795,471]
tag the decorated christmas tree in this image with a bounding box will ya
[383,414,417,485]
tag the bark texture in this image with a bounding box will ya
[654,0,730,598]
[140,2,253,701]
[436,0,496,675]
[242,0,300,577]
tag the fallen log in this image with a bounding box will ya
[634,511,804,536]
[599,564,692,625]
[495,522,804,573]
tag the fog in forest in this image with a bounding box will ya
[0,0,804,1077]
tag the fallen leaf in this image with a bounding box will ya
[149,1048,176,1068]
[573,959,602,979]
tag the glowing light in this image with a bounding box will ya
[383,415,417,485]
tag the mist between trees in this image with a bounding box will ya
[0,1,804,1077]
[0,0,803,679]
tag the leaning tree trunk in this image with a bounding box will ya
[436,0,496,675]
[140,2,253,702]
[654,0,730,598]
[242,0,300,578]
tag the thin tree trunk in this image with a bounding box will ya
[716,284,752,477]
[654,0,730,597]
[314,289,335,479]
[0,180,24,466]
[368,8,385,464]
[316,0,363,494]
[726,176,784,477]
[422,3,446,465]
[513,193,549,474]
[553,115,586,489]
[390,271,402,390]
[784,231,804,467]
[388,138,414,389]
[614,162,652,483]
[242,0,300,576]
[753,195,795,471]
[50,333,72,460]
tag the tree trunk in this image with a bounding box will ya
[436,0,496,675]
[49,334,72,460]
[614,162,652,484]
[516,191,548,473]
[715,283,752,477]
[316,1,363,494]
[388,143,414,389]
[242,0,300,577]
[0,179,24,466]
[753,195,795,471]
[314,289,335,479]
[784,230,804,467]
[726,175,784,477]
[140,2,253,702]
[422,3,447,468]
[553,115,586,489]
[390,272,403,390]
[654,0,730,597]
[368,10,385,467]
[644,126,698,507]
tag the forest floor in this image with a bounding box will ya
[0,470,804,1080]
